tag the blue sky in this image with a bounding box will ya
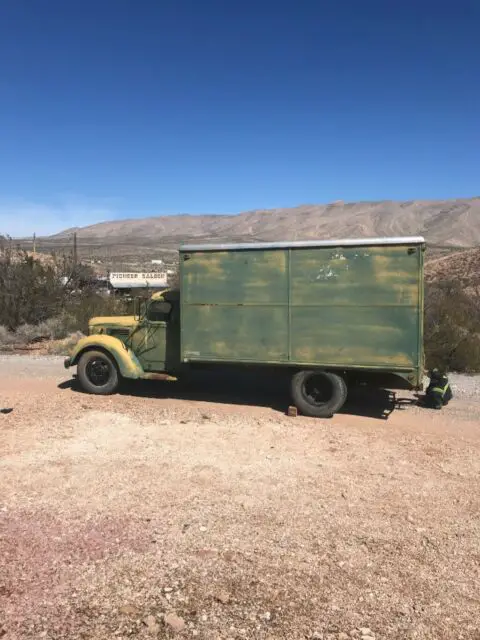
[0,0,479,236]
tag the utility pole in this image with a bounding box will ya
[32,233,36,257]
[73,232,78,268]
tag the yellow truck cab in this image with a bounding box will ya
[64,289,180,391]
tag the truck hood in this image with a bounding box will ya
[89,315,138,329]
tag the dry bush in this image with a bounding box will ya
[0,249,64,329]
[44,332,85,355]
[0,249,128,337]
[0,318,80,348]
[0,326,16,346]
[424,281,480,373]
[63,293,127,335]
[14,324,44,344]
[36,314,77,340]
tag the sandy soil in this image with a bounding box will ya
[0,356,479,640]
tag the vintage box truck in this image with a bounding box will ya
[65,236,425,417]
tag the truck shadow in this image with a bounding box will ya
[60,370,417,420]
[345,388,417,419]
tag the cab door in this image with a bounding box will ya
[129,300,171,372]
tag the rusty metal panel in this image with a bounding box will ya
[182,249,287,304]
[290,246,420,306]
[180,242,423,375]
[181,249,288,361]
[290,245,423,368]
[182,305,288,361]
[291,306,419,367]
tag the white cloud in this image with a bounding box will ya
[0,195,120,238]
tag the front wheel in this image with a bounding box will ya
[291,370,347,418]
[77,350,119,395]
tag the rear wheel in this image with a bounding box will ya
[291,370,347,418]
[77,350,119,395]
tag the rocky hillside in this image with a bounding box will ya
[426,247,480,290]
[47,197,480,249]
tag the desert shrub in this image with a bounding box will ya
[63,292,128,335]
[424,281,480,373]
[0,248,128,336]
[0,251,64,329]
[44,332,85,355]
[0,325,16,346]
[36,314,75,340]
[14,323,44,344]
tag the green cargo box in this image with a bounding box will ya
[179,237,425,384]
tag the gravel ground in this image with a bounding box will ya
[446,373,480,398]
[1,356,480,640]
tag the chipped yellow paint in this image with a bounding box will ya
[151,290,170,300]
[89,315,138,330]
[69,334,145,379]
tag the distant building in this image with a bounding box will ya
[109,271,168,290]
[151,259,163,265]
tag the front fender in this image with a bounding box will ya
[66,335,145,379]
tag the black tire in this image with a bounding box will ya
[291,370,348,418]
[77,350,119,395]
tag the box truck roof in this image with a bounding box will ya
[180,236,426,252]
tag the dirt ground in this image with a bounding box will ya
[1,356,479,640]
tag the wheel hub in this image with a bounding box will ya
[86,359,110,386]
[304,375,333,407]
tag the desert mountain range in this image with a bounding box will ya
[48,198,480,249]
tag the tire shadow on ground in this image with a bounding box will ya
[58,371,418,421]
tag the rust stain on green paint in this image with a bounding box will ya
[180,242,424,385]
